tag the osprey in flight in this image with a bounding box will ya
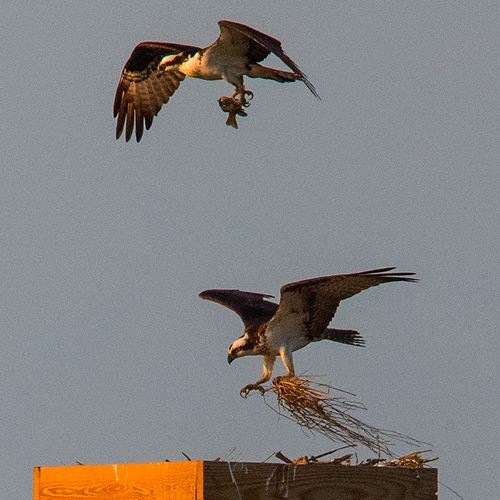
[114,20,319,142]
[199,267,417,397]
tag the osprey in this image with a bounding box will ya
[114,19,319,142]
[199,267,417,397]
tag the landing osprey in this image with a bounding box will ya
[114,20,319,142]
[199,267,417,397]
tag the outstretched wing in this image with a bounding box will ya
[199,289,278,328]
[113,42,199,142]
[270,267,417,339]
[214,20,319,98]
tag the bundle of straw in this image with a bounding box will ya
[259,376,423,457]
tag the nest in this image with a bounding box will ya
[275,449,437,468]
[383,450,438,468]
[259,376,423,457]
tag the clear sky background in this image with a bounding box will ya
[1,2,498,498]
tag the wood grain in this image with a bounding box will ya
[203,461,437,500]
[33,461,203,499]
[33,460,437,499]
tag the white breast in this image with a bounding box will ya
[265,318,310,354]
[178,52,223,80]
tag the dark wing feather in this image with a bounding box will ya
[199,289,277,328]
[216,20,319,98]
[271,267,417,339]
[114,42,199,142]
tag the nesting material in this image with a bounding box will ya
[275,449,437,468]
[275,448,353,465]
[260,376,423,457]
[383,450,438,468]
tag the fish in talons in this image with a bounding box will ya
[218,90,253,129]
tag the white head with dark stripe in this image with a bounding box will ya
[227,325,264,364]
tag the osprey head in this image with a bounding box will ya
[227,335,256,364]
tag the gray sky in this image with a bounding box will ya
[1,1,498,498]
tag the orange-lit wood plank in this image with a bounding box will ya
[33,461,203,500]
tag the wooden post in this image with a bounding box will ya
[33,460,437,499]
[33,462,203,499]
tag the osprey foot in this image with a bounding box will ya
[231,88,254,106]
[240,383,265,398]
[239,89,254,107]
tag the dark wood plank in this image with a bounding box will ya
[203,461,437,500]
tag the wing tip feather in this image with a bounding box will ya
[302,77,320,99]
[357,267,418,283]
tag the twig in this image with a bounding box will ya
[259,376,424,457]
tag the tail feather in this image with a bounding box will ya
[316,328,365,347]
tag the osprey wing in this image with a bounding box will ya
[114,42,199,142]
[216,20,319,98]
[199,289,277,328]
[271,267,417,339]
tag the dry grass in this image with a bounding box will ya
[383,450,438,468]
[275,449,438,468]
[260,376,424,457]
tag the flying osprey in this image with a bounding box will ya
[199,267,417,397]
[114,19,319,142]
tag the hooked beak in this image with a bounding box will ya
[227,353,235,364]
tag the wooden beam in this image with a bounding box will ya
[203,461,437,499]
[33,460,437,499]
[33,461,203,499]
